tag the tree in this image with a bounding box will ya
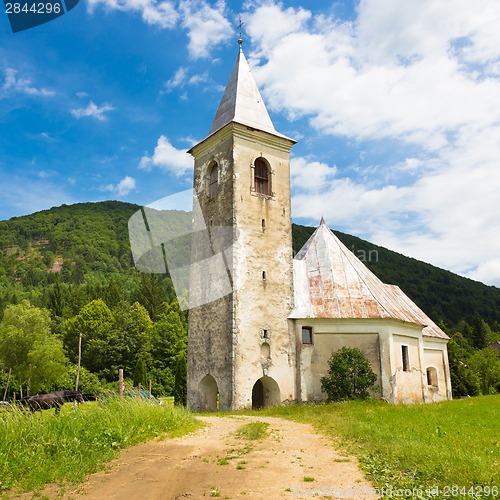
[471,314,490,349]
[133,357,148,388]
[133,274,168,321]
[64,299,116,379]
[113,301,153,375]
[173,351,187,406]
[0,301,69,394]
[150,303,187,396]
[321,347,377,402]
[447,338,481,397]
[469,347,500,394]
[47,279,65,317]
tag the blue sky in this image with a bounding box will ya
[1,0,500,286]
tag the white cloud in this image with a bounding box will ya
[245,1,500,285]
[104,176,136,196]
[0,68,54,97]
[87,0,178,28]
[165,67,188,90]
[291,157,337,192]
[71,101,114,121]
[87,0,231,59]
[139,135,192,177]
[116,176,136,196]
[163,67,209,92]
[180,0,232,59]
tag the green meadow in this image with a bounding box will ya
[1,395,498,498]
[0,398,200,497]
[258,395,500,497]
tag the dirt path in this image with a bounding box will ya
[62,416,378,499]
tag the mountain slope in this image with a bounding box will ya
[1,201,499,327]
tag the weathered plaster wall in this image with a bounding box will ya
[423,339,452,402]
[188,129,235,411]
[390,332,425,403]
[231,126,295,408]
[188,124,296,410]
[293,318,382,402]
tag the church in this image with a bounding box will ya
[186,41,452,411]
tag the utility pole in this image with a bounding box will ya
[75,331,82,392]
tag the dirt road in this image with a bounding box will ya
[64,416,378,499]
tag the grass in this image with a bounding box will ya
[4,394,498,498]
[215,421,270,470]
[235,421,269,441]
[0,397,200,496]
[255,395,500,495]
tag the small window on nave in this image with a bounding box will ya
[302,326,313,344]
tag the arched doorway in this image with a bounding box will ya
[252,376,280,409]
[199,374,219,411]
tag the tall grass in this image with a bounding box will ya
[0,398,200,495]
[259,395,500,495]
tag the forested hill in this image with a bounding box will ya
[1,200,500,329]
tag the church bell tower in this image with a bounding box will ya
[187,40,296,410]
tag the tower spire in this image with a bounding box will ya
[206,43,293,141]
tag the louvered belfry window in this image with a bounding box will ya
[254,158,269,195]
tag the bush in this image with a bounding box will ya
[321,346,377,401]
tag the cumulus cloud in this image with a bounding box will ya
[104,176,136,196]
[140,135,192,177]
[291,157,337,192]
[180,0,232,59]
[0,68,54,97]
[87,0,231,58]
[71,101,114,121]
[245,1,500,285]
[87,0,178,29]
[163,66,209,92]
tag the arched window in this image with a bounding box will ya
[254,158,269,195]
[208,162,218,197]
[426,367,438,387]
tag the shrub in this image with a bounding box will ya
[321,346,377,401]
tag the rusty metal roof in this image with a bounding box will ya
[290,219,448,339]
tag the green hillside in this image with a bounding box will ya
[0,201,499,400]
[1,200,499,328]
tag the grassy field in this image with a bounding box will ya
[0,397,200,497]
[255,395,500,496]
[2,395,498,498]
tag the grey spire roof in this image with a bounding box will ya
[208,48,291,140]
[290,220,448,339]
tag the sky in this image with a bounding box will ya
[1,0,500,287]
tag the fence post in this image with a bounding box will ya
[118,369,124,397]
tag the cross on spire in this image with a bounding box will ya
[237,15,244,49]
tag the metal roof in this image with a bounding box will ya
[290,219,448,339]
[208,47,292,140]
